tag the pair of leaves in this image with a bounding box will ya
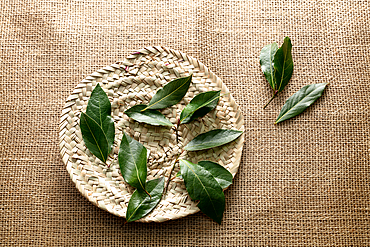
[125,75,221,126]
[119,131,164,220]
[125,75,192,126]
[179,160,232,224]
[80,84,115,163]
[260,37,293,95]
[126,177,164,222]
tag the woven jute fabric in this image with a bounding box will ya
[1,0,369,246]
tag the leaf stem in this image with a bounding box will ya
[144,189,152,198]
[164,161,177,195]
[263,94,276,109]
[175,118,180,144]
[164,150,184,195]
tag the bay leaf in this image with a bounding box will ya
[125,105,173,126]
[86,83,111,127]
[177,161,232,189]
[260,42,278,90]
[142,75,192,111]
[184,129,243,151]
[198,161,232,189]
[80,112,109,163]
[275,83,328,124]
[85,83,115,153]
[118,132,147,192]
[101,117,115,153]
[274,37,294,93]
[126,177,164,222]
[179,90,221,124]
[179,159,225,224]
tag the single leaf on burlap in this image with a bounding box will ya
[179,159,225,224]
[274,37,294,94]
[142,75,192,111]
[275,83,328,124]
[126,177,164,222]
[184,129,243,151]
[118,132,148,193]
[180,90,221,124]
[80,112,109,163]
[125,105,173,126]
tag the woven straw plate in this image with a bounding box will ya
[59,47,244,222]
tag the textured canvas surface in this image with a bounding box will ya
[1,0,369,246]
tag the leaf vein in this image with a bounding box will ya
[144,76,191,110]
[126,136,146,191]
[186,132,240,150]
[276,85,324,123]
[127,197,146,222]
[184,162,218,217]
[83,114,106,163]
[180,94,220,122]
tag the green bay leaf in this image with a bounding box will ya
[143,75,192,110]
[80,112,109,163]
[260,42,278,90]
[118,132,147,192]
[275,83,328,124]
[86,84,111,127]
[125,105,173,126]
[85,83,115,153]
[184,129,243,151]
[180,90,221,124]
[177,161,233,189]
[198,161,232,189]
[102,116,115,153]
[179,159,225,224]
[274,37,294,93]
[126,177,164,222]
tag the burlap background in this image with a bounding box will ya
[1,0,369,246]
